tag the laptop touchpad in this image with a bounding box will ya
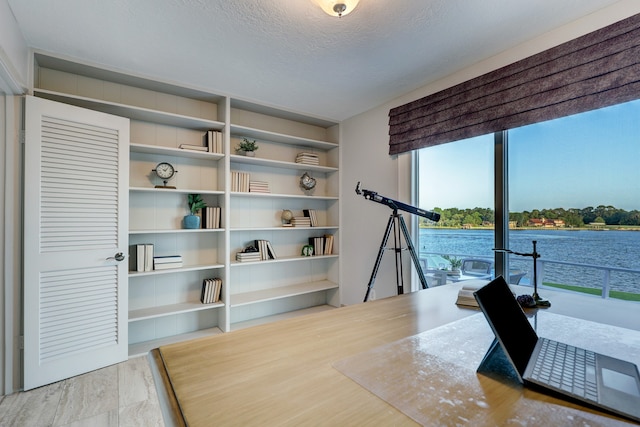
[602,368,640,397]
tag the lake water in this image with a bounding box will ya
[419,228,640,294]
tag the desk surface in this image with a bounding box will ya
[156,284,640,426]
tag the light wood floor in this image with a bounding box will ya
[0,356,164,427]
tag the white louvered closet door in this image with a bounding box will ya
[23,95,129,390]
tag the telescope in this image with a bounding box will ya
[355,182,441,222]
[356,182,439,302]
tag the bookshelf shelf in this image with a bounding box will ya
[33,52,340,358]
[230,254,339,267]
[129,301,225,322]
[34,89,225,131]
[230,154,338,173]
[230,192,338,200]
[230,124,338,150]
[129,187,225,195]
[131,143,225,160]
[230,280,338,307]
[128,263,224,277]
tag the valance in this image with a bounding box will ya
[388,13,640,155]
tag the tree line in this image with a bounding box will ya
[420,205,640,228]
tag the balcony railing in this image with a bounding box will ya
[420,253,640,302]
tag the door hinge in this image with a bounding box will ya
[18,129,25,144]
[18,335,24,349]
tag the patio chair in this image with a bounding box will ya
[461,258,493,278]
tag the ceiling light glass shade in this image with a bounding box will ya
[314,0,360,17]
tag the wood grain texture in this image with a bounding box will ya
[157,284,640,426]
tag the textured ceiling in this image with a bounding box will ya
[7,0,622,121]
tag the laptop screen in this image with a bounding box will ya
[474,276,539,376]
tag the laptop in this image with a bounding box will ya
[473,276,640,422]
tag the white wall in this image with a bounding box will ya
[338,0,640,306]
[0,0,27,395]
[0,0,28,93]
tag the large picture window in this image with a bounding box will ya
[416,99,640,301]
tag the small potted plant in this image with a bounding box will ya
[184,194,206,229]
[236,137,259,157]
[443,255,462,276]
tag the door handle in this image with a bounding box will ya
[106,252,125,262]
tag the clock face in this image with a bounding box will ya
[154,162,175,180]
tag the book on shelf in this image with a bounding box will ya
[201,278,222,304]
[291,216,312,227]
[154,255,182,268]
[132,243,154,272]
[179,143,208,152]
[236,251,261,262]
[145,244,154,271]
[231,171,250,192]
[323,234,334,255]
[303,209,318,227]
[309,237,325,256]
[154,261,184,270]
[204,130,223,154]
[254,239,276,260]
[307,235,334,256]
[295,152,320,165]
[201,206,221,229]
[249,181,270,193]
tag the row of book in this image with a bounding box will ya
[309,235,334,256]
[134,244,154,272]
[231,171,250,192]
[201,206,222,229]
[236,239,277,262]
[178,130,224,154]
[295,152,319,165]
[303,209,318,226]
[201,278,222,304]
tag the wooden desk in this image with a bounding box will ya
[154,284,640,426]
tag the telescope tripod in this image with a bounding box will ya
[363,209,429,302]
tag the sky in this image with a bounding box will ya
[418,99,640,212]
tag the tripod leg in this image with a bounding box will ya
[363,215,395,302]
[398,215,429,290]
[392,214,405,296]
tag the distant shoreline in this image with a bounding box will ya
[421,225,640,231]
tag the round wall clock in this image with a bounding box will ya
[152,162,177,188]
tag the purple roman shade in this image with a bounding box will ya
[388,13,640,155]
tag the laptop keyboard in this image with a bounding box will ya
[530,338,598,402]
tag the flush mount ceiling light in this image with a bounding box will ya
[314,0,360,17]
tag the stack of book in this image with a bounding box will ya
[201,206,221,229]
[291,216,312,227]
[204,130,224,154]
[201,278,222,303]
[249,181,270,193]
[303,209,318,226]
[134,244,154,272]
[255,239,277,260]
[179,143,208,152]
[231,171,250,192]
[295,152,319,165]
[236,251,261,262]
[153,255,183,270]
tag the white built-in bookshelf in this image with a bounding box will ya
[31,53,340,357]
